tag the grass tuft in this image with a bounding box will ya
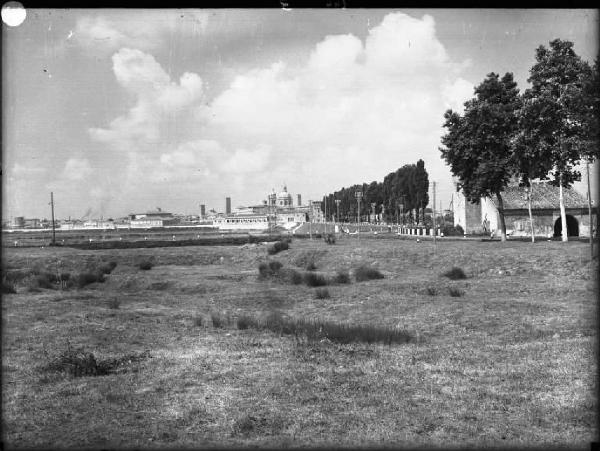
[354,265,384,282]
[443,266,467,280]
[138,260,154,270]
[315,288,330,299]
[333,269,351,284]
[237,313,410,345]
[303,272,329,287]
[448,287,464,297]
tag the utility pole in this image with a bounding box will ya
[587,159,593,259]
[335,199,341,233]
[371,202,376,224]
[355,191,362,240]
[432,181,436,244]
[49,192,56,245]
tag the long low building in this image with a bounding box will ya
[213,214,273,231]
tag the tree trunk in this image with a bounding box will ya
[496,192,507,242]
[527,184,535,243]
[559,172,568,242]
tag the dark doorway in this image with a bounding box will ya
[554,215,579,237]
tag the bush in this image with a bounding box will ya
[448,287,464,297]
[33,272,59,289]
[354,265,384,282]
[267,241,289,255]
[443,267,467,280]
[268,260,283,272]
[258,260,283,279]
[324,233,336,245]
[138,260,154,270]
[315,288,330,299]
[303,272,328,287]
[442,224,464,236]
[305,261,317,271]
[333,269,351,284]
[193,314,204,327]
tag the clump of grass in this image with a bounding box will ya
[193,314,204,327]
[426,286,438,296]
[303,272,329,287]
[138,260,154,270]
[443,266,467,280]
[333,269,351,284]
[315,288,330,299]
[267,240,289,255]
[448,287,464,297]
[210,311,229,328]
[354,265,384,282]
[75,271,105,288]
[258,260,283,279]
[42,343,150,377]
[237,314,256,330]
[2,279,16,294]
[239,313,410,345]
[28,272,59,290]
[284,268,303,285]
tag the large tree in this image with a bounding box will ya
[517,39,597,241]
[440,72,521,241]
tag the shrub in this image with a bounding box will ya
[32,272,59,290]
[193,314,204,327]
[448,287,464,297]
[258,261,283,279]
[267,241,289,255]
[354,265,384,282]
[443,267,467,280]
[138,260,154,270]
[315,288,330,299]
[303,272,328,287]
[324,233,336,245]
[305,261,317,271]
[442,224,464,236]
[333,269,351,284]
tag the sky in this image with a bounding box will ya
[2,8,598,220]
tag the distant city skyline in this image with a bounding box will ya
[3,9,598,220]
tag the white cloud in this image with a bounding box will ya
[74,11,210,54]
[62,158,92,181]
[89,12,474,212]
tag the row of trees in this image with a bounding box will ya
[320,159,429,224]
[440,39,599,242]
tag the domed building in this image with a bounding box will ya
[268,185,293,207]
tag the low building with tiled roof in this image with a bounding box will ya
[453,181,596,238]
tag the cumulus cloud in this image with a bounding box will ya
[90,12,473,212]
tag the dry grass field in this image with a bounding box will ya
[1,235,597,448]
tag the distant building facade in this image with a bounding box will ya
[454,181,596,237]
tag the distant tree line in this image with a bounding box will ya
[321,159,429,224]
[440,39,599,242]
